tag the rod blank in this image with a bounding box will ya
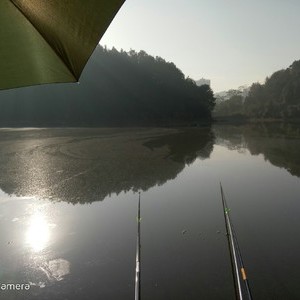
[220,183,253,300]
[135,192,141,300]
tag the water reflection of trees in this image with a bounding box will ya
[0,127,214,204]
[215,123,300,177]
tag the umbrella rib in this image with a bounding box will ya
[9,0,78,81]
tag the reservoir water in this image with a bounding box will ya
[0,124,300,299]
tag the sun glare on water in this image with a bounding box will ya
[26,212,50,252]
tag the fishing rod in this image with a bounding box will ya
[135,192,141,300]
[220,183,252,300]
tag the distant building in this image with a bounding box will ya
[196,78,211,87]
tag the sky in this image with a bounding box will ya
[101,0,300,92]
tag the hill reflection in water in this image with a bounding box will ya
[0,127,214,204]
[215,122,300,178]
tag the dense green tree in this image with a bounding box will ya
[0,46,215,126]
[245,60,300,119]
[214,60,300,120]
[214,94,243,117]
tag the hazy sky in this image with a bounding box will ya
[101,0,300,92]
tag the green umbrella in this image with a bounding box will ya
[0,0,125,90]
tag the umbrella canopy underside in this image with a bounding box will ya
[0,0,125,90]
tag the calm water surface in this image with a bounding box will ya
[0,124,300,300]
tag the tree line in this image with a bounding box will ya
[0,46,215,126]
[214,60,300,120]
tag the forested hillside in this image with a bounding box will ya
[0,46,215,126]
[214,60,300,120]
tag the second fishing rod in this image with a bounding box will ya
[220,183,253,300]
[135,192,141,300]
